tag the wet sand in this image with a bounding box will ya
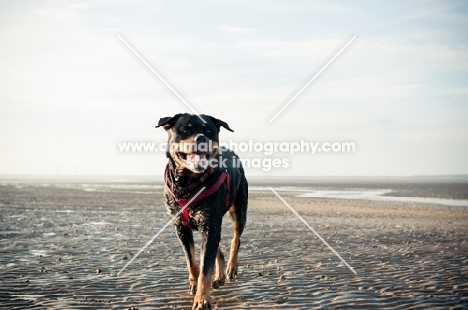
[1,182,468,309]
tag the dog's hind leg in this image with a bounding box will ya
[175,225,199,295]
[227,191,247,280]
[212,248,226,289]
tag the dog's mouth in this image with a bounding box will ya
[177,152,212,171]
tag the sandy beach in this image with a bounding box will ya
[1,180,468,309]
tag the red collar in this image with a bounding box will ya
[164,164,230,228]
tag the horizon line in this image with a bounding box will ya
[1,174,467,178]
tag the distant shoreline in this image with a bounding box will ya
[1,176,467,203]
[1,174,468,183]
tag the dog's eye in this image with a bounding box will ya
[182,128,190,134]
[205,128,212,134]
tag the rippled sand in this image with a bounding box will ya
[1,183,468,309]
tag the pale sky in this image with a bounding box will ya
[1,0,467,176]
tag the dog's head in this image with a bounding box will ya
[156,113,233,174]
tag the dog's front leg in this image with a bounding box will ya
[175,225,199,295]
[193,225,221,310]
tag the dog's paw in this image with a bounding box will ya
[212,274,226,289]
[226,259,238,280]
[192,294,213,310]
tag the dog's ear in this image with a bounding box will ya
[206,115,234,132]
[156,114,182,130]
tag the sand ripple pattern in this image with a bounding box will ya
[1,183,467,309]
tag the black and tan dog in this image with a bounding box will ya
[156,113,248,310]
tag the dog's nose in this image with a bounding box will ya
[195,135,207,143]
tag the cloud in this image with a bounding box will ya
[218,24,257,34]
[405,0,468,23]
